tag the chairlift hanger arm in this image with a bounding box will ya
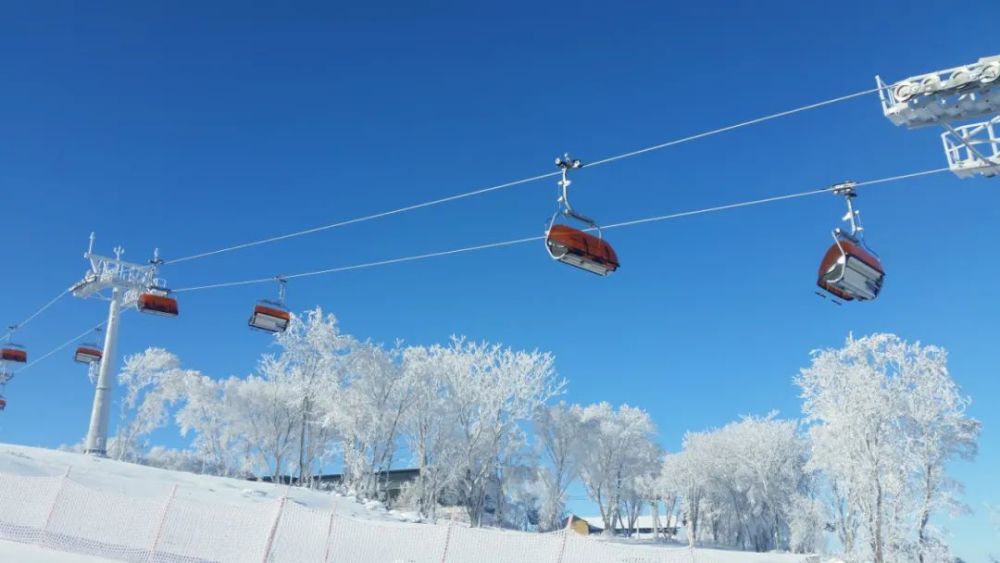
[555,154,599,228]
[830,181,863,238]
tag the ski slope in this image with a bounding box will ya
[0,443,816,563]
[0,443,412,520]
[0,540,116,562]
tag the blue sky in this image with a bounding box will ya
[1,1,998,558]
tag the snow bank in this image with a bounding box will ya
[0,540,116,563]
[0,443,407,521]
[0,443,813,563]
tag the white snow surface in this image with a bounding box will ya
[0,443,814,563]
[0,540,117,562]
[0,442,415,522]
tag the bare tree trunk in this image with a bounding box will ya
[873,477,884,563]
[296,397,310,485]
[917,463,934,563]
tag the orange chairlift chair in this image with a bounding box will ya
[137,283,180,317]
[249,277,291,333]
[74,328,103,364]
[1,326,27,364]
[544,155,620,276]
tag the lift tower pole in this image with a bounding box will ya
[84,288,121,455]
[70,234,162,456]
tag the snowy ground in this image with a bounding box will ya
[0,540,117,562]
[0,443,418,521]
[0,443,814,562]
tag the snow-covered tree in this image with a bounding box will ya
[223,369,301,481]
[112,348,190,462]
[638,469,679,542]
[576,403,660,534]
[173,373,241,476]
[334,340,411,497]
[796,333,980,563]
[270,307,353,483]
[660,447,704,546]
[399,344,463,518]
[659,414,808,551]
[442,337,562,526]
[534,401,587,531]
[788,491,826,554]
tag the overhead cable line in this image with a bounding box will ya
[173,166,948,294]
[17,321,106,375]
[163,86,884,266]
[2,288,71,341]
[584,87,881,168]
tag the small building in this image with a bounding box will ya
[579,515,679,538]
[566,514,603,536]
[257,468,420,503]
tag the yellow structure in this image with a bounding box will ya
[567,515,596,536]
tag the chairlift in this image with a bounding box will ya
[137,284,179,317]
[544,155,620,276]
[74,346,102,364]
[249,278,291,333]
[1,344,26,364]
[1,327,27,363]
[816,183,885,302]
[74,328,103,364]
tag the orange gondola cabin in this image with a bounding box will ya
[249,302,291,333]
[1,344,27,364]
[137,289,179,317]
[74,345,103,364]
[817,236,885,301]
[546,224,620,277]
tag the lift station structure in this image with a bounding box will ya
[878,55,1000,178]
[69,234,176,456]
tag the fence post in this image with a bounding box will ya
[40,466,71,547]
[260,494,288,563]
[147,484,178,563]
[555,516,572,563]
[322,498,337,563]
[439,513,455,563]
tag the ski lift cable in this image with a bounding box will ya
[600,167,948,231]
[172,166,948,294]
[584,87,882,168]
[1,288,72,342]
[17,321,106,375]
[162,86,884,266]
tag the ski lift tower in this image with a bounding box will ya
[877,55,1000,178]
[70,233,163,456]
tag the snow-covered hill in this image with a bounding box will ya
[0,443,412,521]
[0,443,815,563]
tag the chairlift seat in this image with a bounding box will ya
[0,397,5,411]
[249,302,291,333]
[137,292,179,317]
[74,346,103,364]
[546,224,620,276]
[1,345,27,364]
[817,238,884,301]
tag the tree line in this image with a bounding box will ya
[89,308,979,562]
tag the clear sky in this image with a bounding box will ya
[1,1,998,559]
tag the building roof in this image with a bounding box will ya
[580,515,680,531]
